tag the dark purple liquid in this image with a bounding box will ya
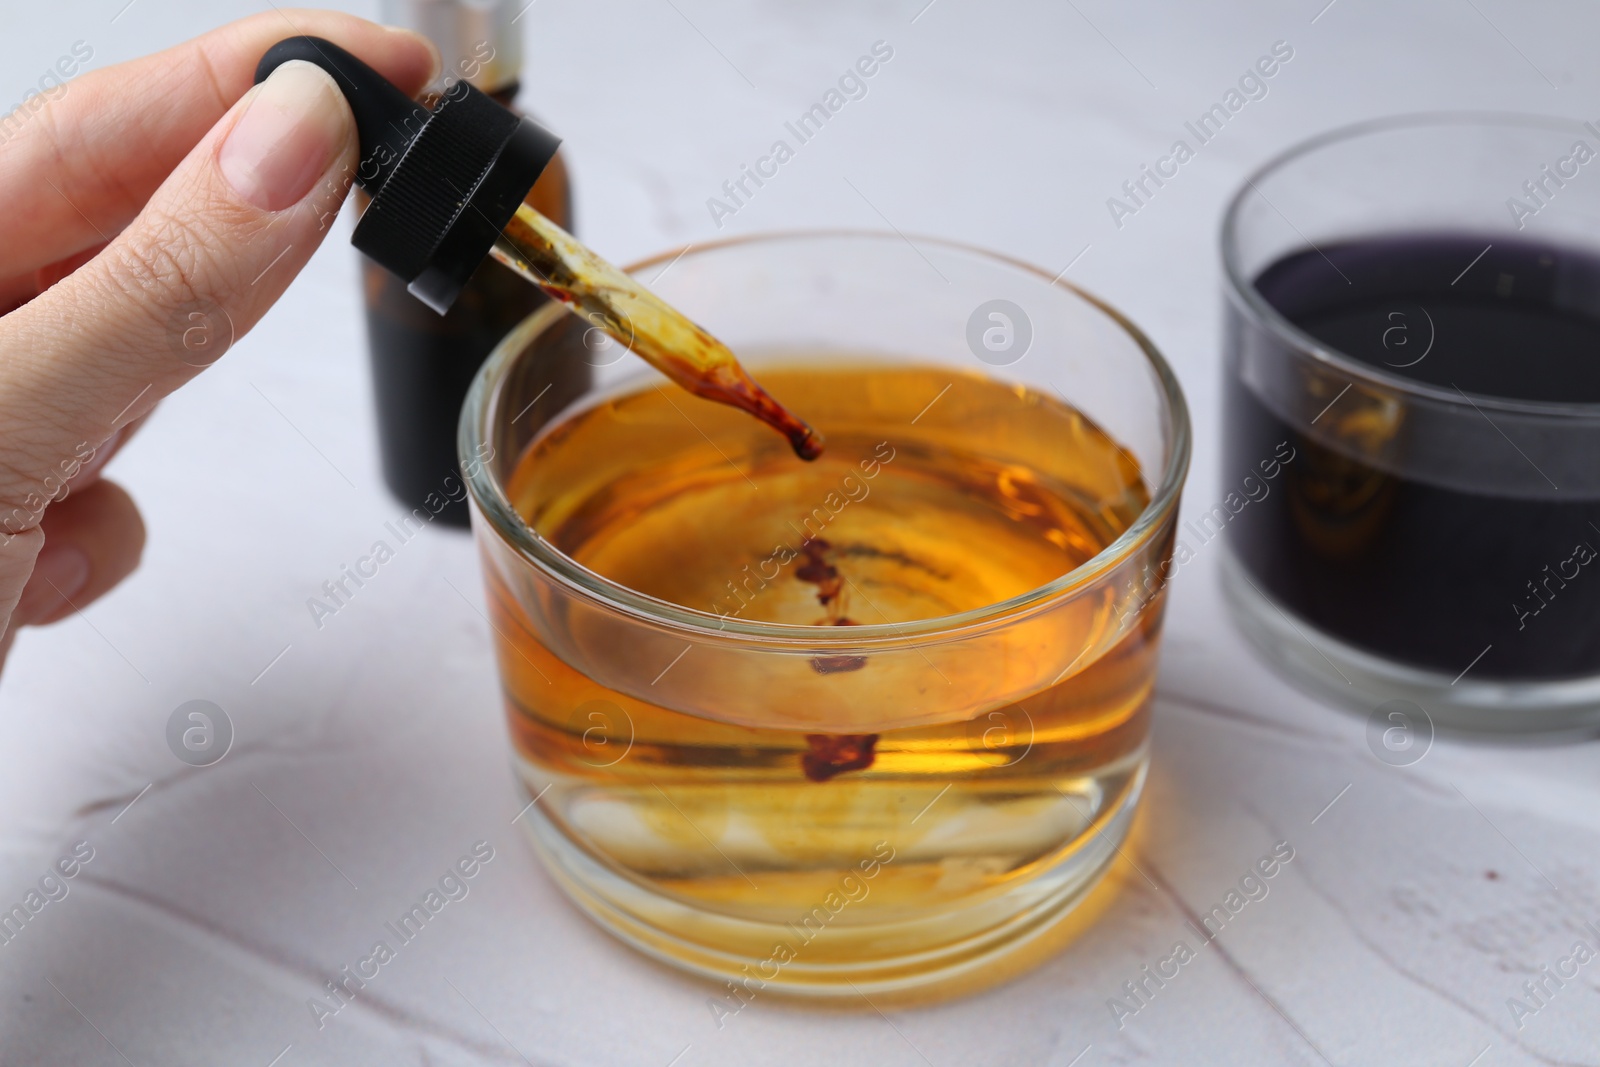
[1225,235,1600,680]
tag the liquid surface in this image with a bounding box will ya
[488,364,1161,925]
[1257,234,1600,403]
[513,367,1141,628]
[1229,234,1600,679]
[492,205,823,460]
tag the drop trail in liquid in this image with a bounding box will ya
[490,204,824,461]
[794,534,876,781]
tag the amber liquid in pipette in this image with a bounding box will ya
[489,204,824,460]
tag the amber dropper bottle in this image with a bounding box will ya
[361,0,582,527]
[254,36,823,466]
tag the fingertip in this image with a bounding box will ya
[13,545,90,626]
[387,27,443,95]
[20,480,145,628]
[223,10,442,103]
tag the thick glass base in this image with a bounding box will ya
[512,758,1144,1002]
[1221,548,1600,737]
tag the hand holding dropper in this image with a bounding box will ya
[256,36,824,461]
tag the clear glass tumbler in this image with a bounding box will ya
[462,232,1189,997]
[1222,114,1600,735]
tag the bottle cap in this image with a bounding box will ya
[254,36,561,314]
[379,0,523,94]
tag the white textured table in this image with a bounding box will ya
[3,1,1598,1064]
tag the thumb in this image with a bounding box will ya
[0,58,358,644]
[0,59,358,522]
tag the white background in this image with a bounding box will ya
[2,0,1599,1064]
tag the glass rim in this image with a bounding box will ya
[461,228,1191,647]
[1221,109,1600,421]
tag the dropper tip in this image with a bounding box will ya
[791,425,826,461]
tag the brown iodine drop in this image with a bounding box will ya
[801,733,880,783]
[797,538,867,675]
[796,537,845,614]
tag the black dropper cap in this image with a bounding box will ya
[255,36,561,313]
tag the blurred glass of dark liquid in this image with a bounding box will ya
[1220,115,1600,734]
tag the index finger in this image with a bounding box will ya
[0,8,438,280]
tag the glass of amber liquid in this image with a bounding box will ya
[460,232,1189,998]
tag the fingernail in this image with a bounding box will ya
[220,60,349,212]
[15,545,90,624]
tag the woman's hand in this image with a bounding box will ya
[0,11,438,669]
